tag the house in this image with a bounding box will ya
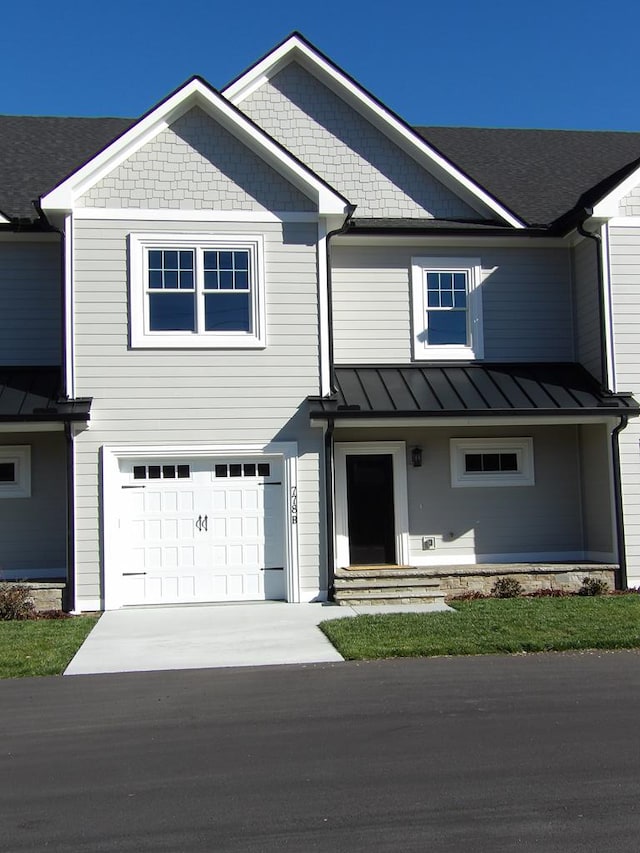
[1,32,639,611]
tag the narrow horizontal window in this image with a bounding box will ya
[464,452,518,473]
[0,462,16,483]
[131,464,191,481]
[0,446,31,498]
[451,438,534,487]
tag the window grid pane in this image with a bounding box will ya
[203,250,251,292]
[0,462,15,483]
[425,269,468,345]
[464,452,519,474]
[148,249,194,291]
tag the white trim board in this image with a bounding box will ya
[74,208,320,223]
[100,442,300,611]
[606,217,640,227]
[592,167,640,219]
[223,34,524,229]
[334,441,409,570]
[64,214,74,398]
[41,78,349,217]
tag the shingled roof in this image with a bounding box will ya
[416,127,640,228]
[0,115,133,220]
[2,112,640,229]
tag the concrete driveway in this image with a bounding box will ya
[65,601,450,675]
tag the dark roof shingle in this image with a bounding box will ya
[416,126,640,227]
[2,112,640,228]
[0,116,134,220]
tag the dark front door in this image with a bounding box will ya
[346,454,395,565]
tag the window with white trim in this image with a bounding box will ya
[0,446,31,498]
[411,256,483,360]
[129,234,265,348]
[450,438,534,487]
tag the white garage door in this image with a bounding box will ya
[119,457,285,605]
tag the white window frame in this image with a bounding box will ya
[450,437,534,488]
[0,446,31,498]
[129,233,266,349]
[411,256,484,360]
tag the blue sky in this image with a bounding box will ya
[3,0,640,131]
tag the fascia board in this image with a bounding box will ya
[224,36,524,229]
[41,78,348,216]
[592,163,640,218]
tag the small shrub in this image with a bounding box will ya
[0,584,36,620]
[578,576,609,597]
[447,590,487,602]
[527,587,570,598]
[491,577,524,599]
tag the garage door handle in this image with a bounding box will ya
[123,572,147,576]
[195,514,208,532]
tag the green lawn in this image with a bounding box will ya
[320,596,640,660]
[0,616,99,678]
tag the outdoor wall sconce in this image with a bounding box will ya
[411,446,423,468]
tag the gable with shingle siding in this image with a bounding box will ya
[618,184,640,216]
[238,62,478,220]
[77,106,315,212]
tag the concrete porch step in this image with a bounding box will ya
[334,587,446,606]
[334,591,446,606]
[335,566,439,579]
[334,576,442,590]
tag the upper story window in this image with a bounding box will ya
[129,234,265,349]
[411,256,483,360]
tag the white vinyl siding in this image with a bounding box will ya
[332,244,573,363]
[608,225,640,583]
[0,240,61,365]
[609,226,640,390]
[72,217,324,605]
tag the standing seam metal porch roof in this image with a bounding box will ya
[308,364,639,418]
[0,367,91,422]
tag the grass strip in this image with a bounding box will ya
[0,616,99,678]
[319,597,640,660]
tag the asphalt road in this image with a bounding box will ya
[2,652,640,852]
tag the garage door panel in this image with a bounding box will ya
[119,456,286,605]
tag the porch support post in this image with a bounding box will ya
[324,418,336,600]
